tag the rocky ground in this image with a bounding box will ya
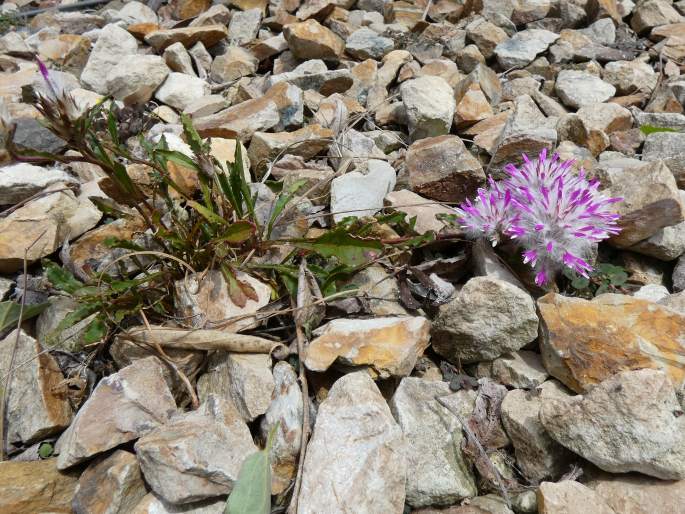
[1,0,685,512]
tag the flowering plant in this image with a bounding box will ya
[456,149,622,286]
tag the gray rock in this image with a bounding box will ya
[132,494,226,513]
[578,18,616,45]
[389,377,477,507]
[633,284,670,302]
[0,164,75,205]
[555,70,616,109]
[658,291,685,314]
[470,239,526,290]
[57,357,176,470]
[36,296,97,352]
[501,381,574,482]
[73,450,147,514]
[106,55,170,105]
[163,42,196,76]
[197,352,274,422]
[631,0,683,34]
[594,158,684,248]
[631,111,685,132]
[135,396,256,505]
[260,362,303,494]
[155,72,210,111]
[491,351,549,389]
[603,60,658,95]
[11,118,67,154]
[81,24,139,94]
[116,1,157,24]
[629,190,685,260]
[0,277,12,300]
[345,28,394,60]
[431,276,539,363]
[400,76,456,141]
[494,29,559,69]
[267,62,352,95]
[297,372,406,514]
[538,481,617,514]
[330,159,396,223]
[228,8,262,45]
[540,369,685,479]
[643,131,685,188]
[0,329,72,450]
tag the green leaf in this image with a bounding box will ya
[155,149,202,172]
[38,442,54,459]
[82,316,107,343]
[107,108,120,146]
[0,301,50,332]
[293,227,383,267]
[266,178,306,239]
[181,114,205,155]
[225,424,278,514]
[187,200,230,226]
[639,125,680,136]
[44,261,83,294]
[214,221,256,244]
[571,276,590,290]
[607,269,628,286]
[52,303,100,336]
[88,196,131,219]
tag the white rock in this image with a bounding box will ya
[390,378,477,507]
[81,24,139,94]
[555,70,616,109]
[538,481,617,514]
[540,369,685,479]
[154,72,210,111]
[495,29,559,69]
[197,352,274,422]
[117,1,157,24]
[491,351,549,389]
[0,163,75,205]
[400,76,456,141]
[106,55,170,105]
[330,159,396,223]
[633,284,670,302]
[297,372,406,514]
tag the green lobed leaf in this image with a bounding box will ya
[38,442,54,459]
[293,227,383,267]
[44,261,83,294]
[0,301,50,333]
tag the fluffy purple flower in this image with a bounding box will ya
[455,149,622,286]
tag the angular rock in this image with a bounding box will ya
[538,481,617,514]
[73,450,147,514]
[385,189,456,235]
[144,25,228,51]
[163,42,196,75]
[56,357,176,470]
[595,158,684,247]
[0,186,101,272]
[260,362,303,494]
[603,59,658,95]
[197,352,274,422]
[432,276,539,363]
[174,269,270,332]
[491,351,549,389]
[283,19,344,60]
[643,131,685,188]
[131,494,226,513]
[629,201,685,261]
[631,0,683,34]
[537,292,685,392]
[585,471,685,514]
[465,18,508,59]
[154,72,209,111]
[454,83,494,129]
[135,396,256,504]
[634,283,670,302]
[304,316,430,378]
[406,134,485,203]
[345,27,394,60]
[501,381,574,482]
[81,24,138,94]
[390,378,477,507]
[555,70,616,109]
[0,163,74,205]
[0,459,78,514]
[210,46,258,83]
[340,265,408,316]
[540,369,685,479]
[330,159,396,222]
[106,55,170,105]
[494,29,559,69]
[228,9,262,46]
[297,372,406,514]
[0,329,72,450]
[400,76,456,141]
[247,124,333,173]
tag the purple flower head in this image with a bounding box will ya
[455,149,622,285]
